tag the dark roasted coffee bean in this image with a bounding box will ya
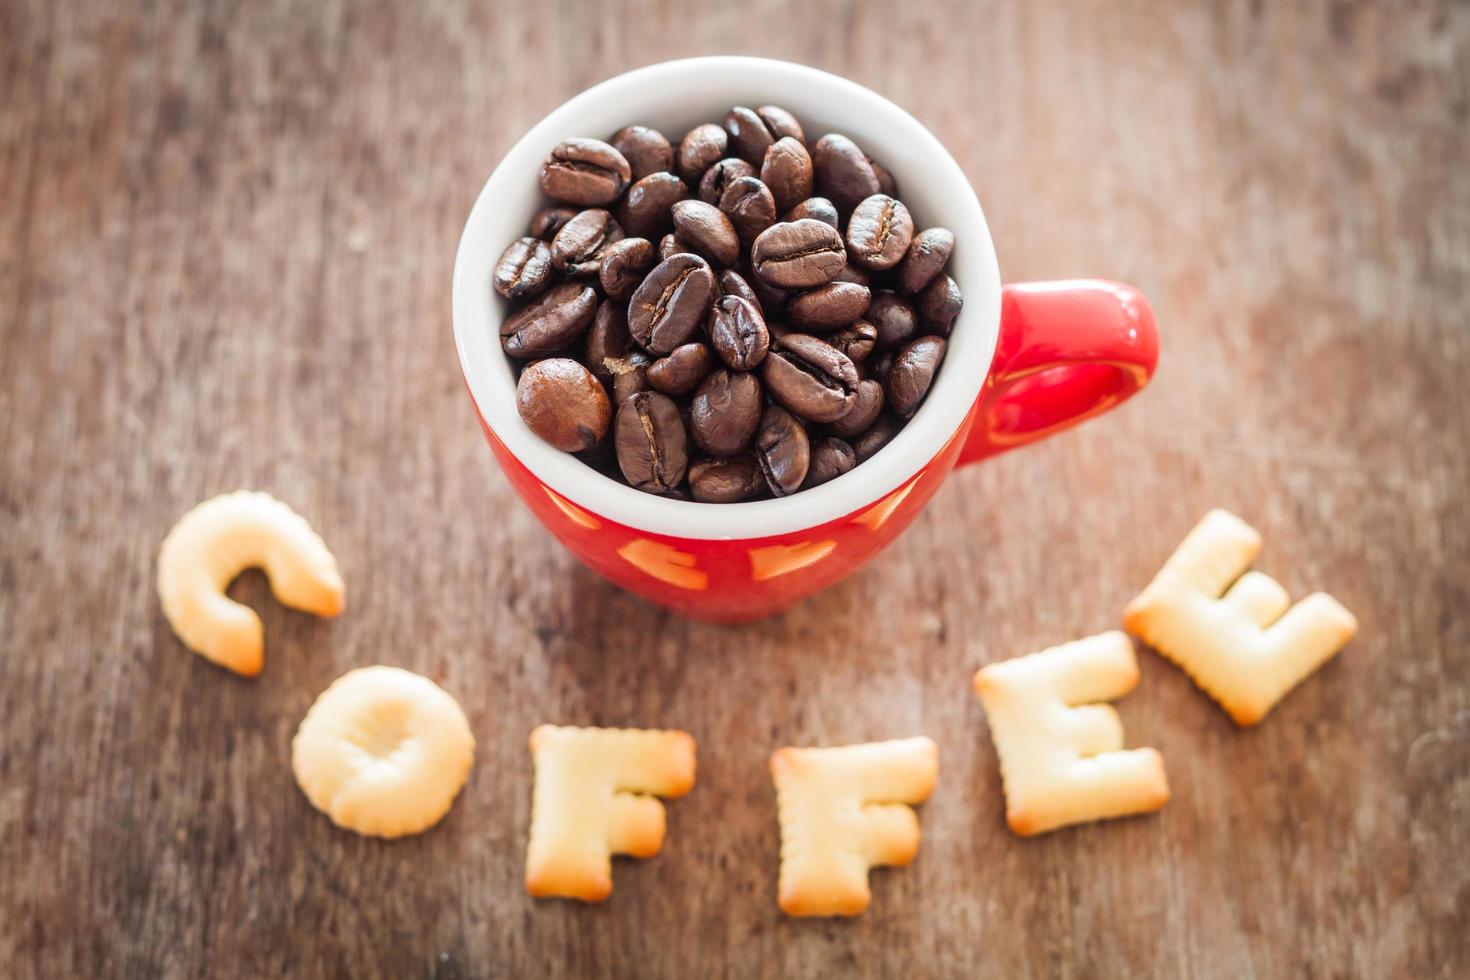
[783,196,839,229]
[658,232,694,261]
[609,125,673,180]
[529,205,578,241]
[761,332,859,423]
[760,137,814,215]
[750,219,846,289]
[828,320,878,364]
[690,369,762,457]
[847,194,914,271]
[688,454,764,503]
[867,291,919,348]
[501,281,598,358]
[786,281,871,332]
[757,105,804,144]
[670,200,740,267]
[628,253,717,354]
[868,156,897,197]
[917,274,963,336]
[550,209,623,278]
[539,138,631,206]
[865,348,896,385]
[615,391,688,493]
[493,237,553,301]
[617,171,688,239]
[598,237,656,299]
[717,269,762,314]
[886,335,947,417]
[607,349,653,404]
[677,123,728,184]
[812,134,881,213]
[896,227,954,294]
[646,342,714,396]
[755,405,810,496]
[826,378,885,438]
[831,262,870,288]
[516,357,611,452]
[707,295,769,371]
[723,106,775,166]
[585,300,631,380]
[804,436,856,488]
[851,413,901,462]
[718,176,776,244]
[697,157,756,205]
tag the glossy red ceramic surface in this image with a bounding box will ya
[472,279,1157,621]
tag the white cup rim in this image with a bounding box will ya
[452,56,1001,540]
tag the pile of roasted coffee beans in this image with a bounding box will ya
[494,105,960,502]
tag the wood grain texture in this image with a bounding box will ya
[2,1,1467,976]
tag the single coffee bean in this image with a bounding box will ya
[516,357,612,452]
[755,405,810,497]
[690,369,762,457]
[812,134,881,213]
[724,106,777,166]
[760,137,814,215]
[609,125,673,180]
[688,454,765,503]
[831,262,870,288]
[846,194,915,271]
[550,209,623,278]
[783,196,839,229]
[615,391,688,493]
[750,219,846,289]
[677,123,728,184]
[718,175,777,244]
[804,436,856,488]
[865,348,896,384]
[867,291,919,348]
[539,138,631,206]
[718,268,762,314]
[918,274,963,336]
[628,253,717,354]
[697,157,757,205]
[670,200,740,268]
[786,281,871,332]
[607,349,653,404]
[886,335,947,417]
[529,205,578,241]
[617,171,688,239]
[761,332,859,423]
[828,320,878,364]
[826,378,885,438]
[707,295,769,371]
[646,342,714,396]
[493,237,553,301]
[598,237,655,299]
[756,105,804,144]
[585,300,631,380]
[851,413,901,462]
[658,232,695,261]
[868,156,898,197]
[501,281,598,358]
[896,227,954,294]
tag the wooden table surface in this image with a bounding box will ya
[3,1,1467,977]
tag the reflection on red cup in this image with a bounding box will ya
[453,59,1159,621]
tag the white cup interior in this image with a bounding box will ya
[452,57,1001,540]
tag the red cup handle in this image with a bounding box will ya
[958,279,1158,466]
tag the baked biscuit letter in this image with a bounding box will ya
[526,726,696,902]
[974,632,1169,836]
[158,491,345,676]
[1123,509,1357,725]
[770,737,938,917]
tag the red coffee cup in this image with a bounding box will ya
[453,58,1157,622]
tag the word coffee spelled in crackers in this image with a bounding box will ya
[1123,509,1358,726]
[158,490,345,676]
[526,725,696,902]
[770,737,938,917]
[292,666,475,839]
[974,632,1169,836]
